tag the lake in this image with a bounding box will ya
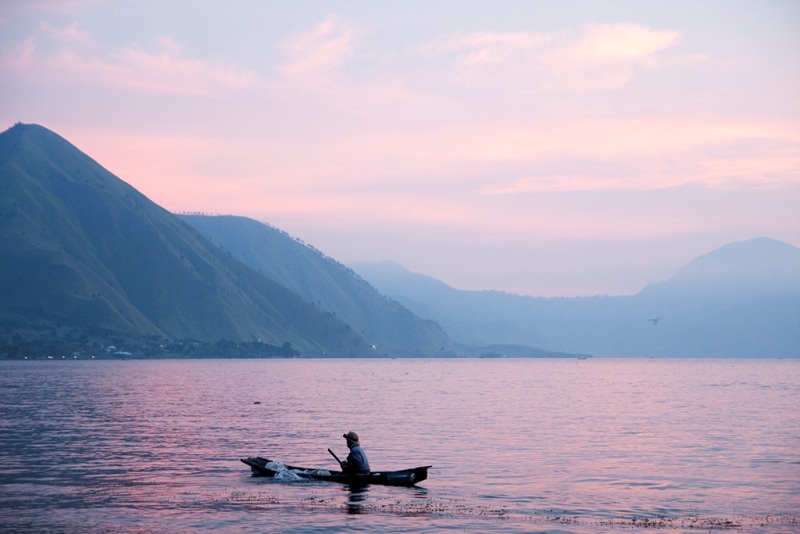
[0,358,798,532]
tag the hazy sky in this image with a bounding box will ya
[2,0,798,297]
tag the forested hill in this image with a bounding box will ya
[0,123,376,356]
[178,214,458,357]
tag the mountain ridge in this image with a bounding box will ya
[6,122,793,359]
[352,238,800,358]
[0,123,375,356]
[177,214,460,357]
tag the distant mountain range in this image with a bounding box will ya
[2,123,797,358]
[352,238,800,357]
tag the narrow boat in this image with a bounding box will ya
[241,457,431,487]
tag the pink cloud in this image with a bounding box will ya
[278,15,356,81]
[1,36,37,70]
[549,23,680,65]
[425,23,681,94]
[39,21,91,46]
[3,24,259,97]
[108,37,259,95]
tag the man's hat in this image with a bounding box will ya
[343,431,359,442]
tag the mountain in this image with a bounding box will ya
[640,237,800,298]
[632,237,800,357]
[177,214,459,357]
[352,238,800,357]
[0,123,375,356]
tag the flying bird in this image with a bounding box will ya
[649,317,661,325]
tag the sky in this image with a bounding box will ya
[1,0,798,297]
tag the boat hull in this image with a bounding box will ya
[241,457,430,487]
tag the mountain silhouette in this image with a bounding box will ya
[353,238,800,357]
[6,122,792,358]
[0,123,374,355]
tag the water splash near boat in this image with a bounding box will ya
[265,461,332,482]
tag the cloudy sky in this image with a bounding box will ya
[2,0,798,296]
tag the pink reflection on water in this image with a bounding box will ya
[1,358,798,533]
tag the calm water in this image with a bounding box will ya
[1,358,798,533]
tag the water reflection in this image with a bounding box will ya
[1,359,797,533]
[339,484,432,517]
[343,483,369,514]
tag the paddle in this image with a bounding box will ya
[328,448,344,468]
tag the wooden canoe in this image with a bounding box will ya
[241,456,430,487]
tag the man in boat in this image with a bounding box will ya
[341,431,370,474]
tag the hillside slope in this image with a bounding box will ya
[179,214,459,357]
[0,123,373,355]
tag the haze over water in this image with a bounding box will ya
[1,358,798,532]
